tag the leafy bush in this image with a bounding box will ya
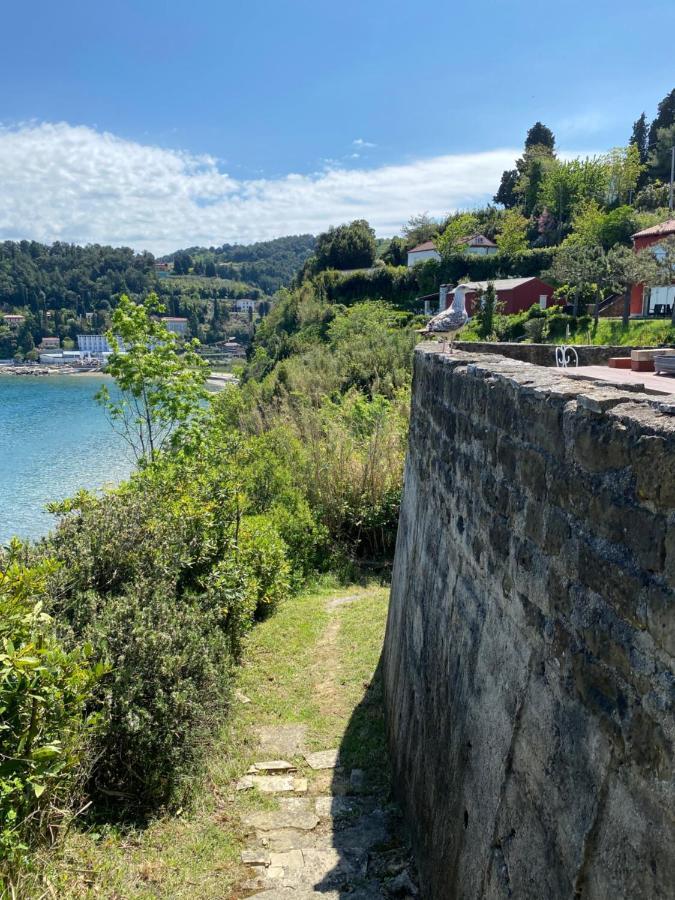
[0,545,101,887]
[237,516,291,615]
[81,584,232,811]
[41,436,298,814]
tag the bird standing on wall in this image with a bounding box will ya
[418,286,470,353]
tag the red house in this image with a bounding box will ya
[630,219,675,316]
[444,277,555,315]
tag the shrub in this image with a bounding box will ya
[0,545,101,888]
[42,450,290,813]
[82,584,233,811]
[237,516,291,616]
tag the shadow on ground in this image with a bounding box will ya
[313,657,419,899]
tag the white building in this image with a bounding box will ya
[234,298,258,313]
[39,351,82,366]
[2,314,26,328]
[161,317,189,336]
[459,233,498,256]
[77,334,113,354]
[407,241,441,267]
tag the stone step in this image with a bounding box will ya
[248,759,297,774]
[303,749,340,770]
[242,797,320,833]
[255,724,307,757]
[236,774,308,794]
[241,846,368,893]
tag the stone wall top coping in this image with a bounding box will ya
[416,343,675,433]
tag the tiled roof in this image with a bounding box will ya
[408,241,438,253]
[632,219,675,238]
[449,278,539,292]
[459,233,498,248]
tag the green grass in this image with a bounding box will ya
[40,578,391,899]
[462,316,674,347]
[564,318,675,346]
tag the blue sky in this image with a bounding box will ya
[0,0,673,251]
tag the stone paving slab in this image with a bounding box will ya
[255,725,307,756]
[242,798,320,833]
[256,829,335,852]
[249,760,296,774]
[237,774,307,794]
[303,748,340,770]
[314,795,361,819]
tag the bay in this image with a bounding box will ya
[0,374,134,544]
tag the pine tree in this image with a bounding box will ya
[494,169,519,208]
[647,88,675,154]
[630,112,649,164]
[525,122,556,151]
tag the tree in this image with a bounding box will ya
[172,252,192,275]
[566,201,637,250]
[314,220,377,271]
[517,150,557,216]
[495,208,529,255]
[96,294,209,463]
[401,213,439,248]
[525,122,556,151]
[436,213,479,254]
[476,282,498,339]
[545,243,607,316]
[630,112,649,165]
[605,145,643,205]
[538,157,610,234]
[647,123,675,183]
[635,236,675,324]
[494,169,519,208]
[382,236,407,266]
[647,88,675,155]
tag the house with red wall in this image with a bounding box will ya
[444,277,555,315]
[630,219,675,316]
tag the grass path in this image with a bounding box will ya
[46,581,395,899]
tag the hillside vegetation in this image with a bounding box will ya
[166,234,316,294]
[0,235,314,358]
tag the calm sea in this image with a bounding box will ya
[0,375,134,544]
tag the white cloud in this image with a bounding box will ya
[353,138,377,149]
[0,121,520,254]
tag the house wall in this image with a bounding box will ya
[383,346,674,900]
[449,280,555,315]
[631,233,675,314]
[407,249,441,267]
[465,246,498,256]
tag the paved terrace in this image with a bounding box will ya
[564,365,675,397]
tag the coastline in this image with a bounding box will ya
[0,364,110,378]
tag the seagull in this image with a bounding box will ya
[418,287,470,353]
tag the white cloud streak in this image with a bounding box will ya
[0,122,520,254]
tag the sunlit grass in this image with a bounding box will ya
[42,579,390,899]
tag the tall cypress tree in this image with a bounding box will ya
[630,112,649,164]
[647,88,675,153]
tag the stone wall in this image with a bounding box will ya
[382,345,674,899]
[454,341,643,367]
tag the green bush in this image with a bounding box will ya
[82,584,232,812]
[41,444,296,814]
[0,545,101,887]
[237,516,291,615]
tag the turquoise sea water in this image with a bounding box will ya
[0,375,134,544]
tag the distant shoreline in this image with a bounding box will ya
[0,364,110,378]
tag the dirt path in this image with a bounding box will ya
[47,584,416,899]
[235,590,418,899]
